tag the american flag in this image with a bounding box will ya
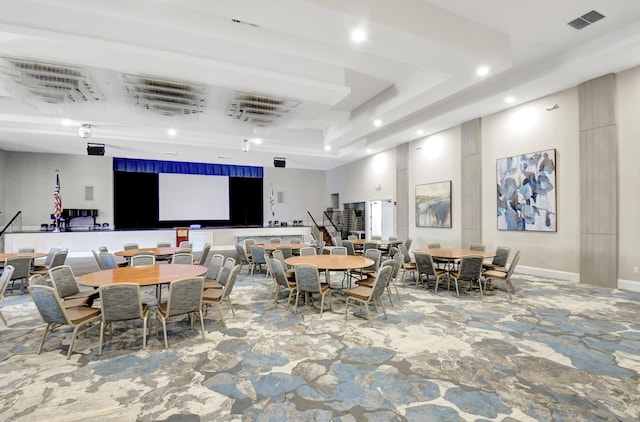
[54,173,62,220]
[270,183,275,218]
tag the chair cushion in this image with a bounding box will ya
[483,269,507,280]
[66,306,101,325]
[483,264,507,272]
[344,285,371,300]
[204,280,223,289]
[355,277,375,288]
[203,289,223,301]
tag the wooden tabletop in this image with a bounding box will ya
[77,264,207,287]
[114,247,182,258]
[0,252,47,263]
[350,239,403,246]
[261,243,308,251]
[285,255,374,270]
[413,248,495,260]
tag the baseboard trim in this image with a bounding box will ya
[516,265,579,282]
[617,278,640,292]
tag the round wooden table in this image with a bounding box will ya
[261,243,308,252]
[113,247,182,258]
[0,252,47,264]
[285,255,374,287]
[77,264,208,288]
[412,248,495,260]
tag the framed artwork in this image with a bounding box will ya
[496,148,556,231]
[415,181,452,228]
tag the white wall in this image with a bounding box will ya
[482,88,581,275]
[409,126,462,250]
[0,148,6,228]
[616,66,640,284]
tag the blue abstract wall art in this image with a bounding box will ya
[497,149,556,231]
[416,181,452,228]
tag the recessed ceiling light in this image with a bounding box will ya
[366,148,372,154]
[351,29,367,43]
[373,119,382,127]
[417,129,424,136]
[167,128,177,136]
[504,96,515,104]
[61,118,72,127]
[324,145,331,151]
[253,137,262,144]
[476,66,490,76]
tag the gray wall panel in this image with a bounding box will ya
[461,119,482,247]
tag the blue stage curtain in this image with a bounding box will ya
[113,158,263,178]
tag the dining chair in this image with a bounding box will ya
[123,243,139,250]
[299,247,316,256]
[156,277,205,348]
[99,252,119,270]
[449,255,485,298]
[483,251,521,299]
[243,239,256,258]
[195,242,211,266]
[29,284,101,359]
[344,264,392,320]
[98,246,109,253]
[269,259,296,308]
[157,241,171,247]
[235,243,251,273]
[269,237,281,244]
[49,265,99,307]
[130,254,155,266]
[31,249,68,276]
[0,265,15,325]
[178,241,193,250]
[331,247,347,255]
[469,243,486,251]
[355,259,396,306]
[483,246,511,272]
[18,247,35,253]
[249,245,267,276]
[342,240,356,256]
[92,250,105,270]
[272,249,295,282]
[98,283,149,355]
[202,265,240,324]
[171,252,194,265]
[276,245,293,259]
[414,252,448,291]
[28,274,48,287]
[289,238,302,244]
[397,244,417,285]
[5,255,32,294]
[204,254,225,289]
[32,246,61,272]
[293,263,331,317]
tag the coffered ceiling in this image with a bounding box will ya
[1,0,640,170]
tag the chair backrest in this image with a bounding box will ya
[92,250,105,270]
[333,237,343,247]
[157,241,171,247]
[243,239,256,250]
[43,246,62,266]
[469,243,486,251]
[347,235,358,241]
[414,252,437,277]
[100,283,144,322]
[315,239,325,255]
[206,254,225,280]
[250,245,267,264]
[28,274,48,287]
[99,252,118,270]
[371,235,382,240]
[299,247,316,256]
[217,257,236,286]
[276,245,293,259]
[457,255,484,281]
[331,247,347,255]
[48,249,68,269]
[294,264,321,294]
[389,246,399,257]
[49,265,80,299]
[370,265,393,301]
[392,252,404,278]
[363,248,382,272]
[492,246,511,267]
[364,242,378,252]
[18,247,35,253]
[269,238,281,244]
[343,240,356,256]
[427,243,441,248]
[178,241,193,250]
[197,243,211,266]
[505,251,521,278]
[0,265,15,298]
[235,243,250,264]
[123,243,139,250]
[130,254,155,266]
[405,238,413,250]
[270,259,290,288]
[272,249,288,270]
[98,246,109,253]
[29,285,69,326]
[289,238,302,244]
[220,265,241,301]
[398,244,412,264]
[6,256,32,280]
[171,252,194,265]
[379,259,395,281]
[165,277,204,317]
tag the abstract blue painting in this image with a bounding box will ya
[416,181,452,228]
[497,149,556,231]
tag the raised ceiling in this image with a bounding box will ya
[1,0,640,170]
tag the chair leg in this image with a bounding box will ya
[215,302,225,324]
[226,297,236,315]
[378,297,387,319]
[286,288,295,309]
[198,310,205,339]
[453,279,460,297]
[38,322,52,355]
[386,286,394,307]
[67,325,81,359]
[319,295,325,318]
[293,291,301,314]
[142,315,148,349]
[99,321,106,356]
[344,297,351,319]
[364,299,371,320]
[0,310,6,326]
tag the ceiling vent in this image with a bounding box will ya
[1,57,103,105]
[568,10,605,30]
[227,91,300,127]
[122,74,207,116]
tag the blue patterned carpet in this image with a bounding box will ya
[1,267,639,421]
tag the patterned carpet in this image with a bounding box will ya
[1,260,639,421]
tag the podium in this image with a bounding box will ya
[175,227,189,247]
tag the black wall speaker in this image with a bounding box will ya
[274,157,286,168]
[87,143,105,156]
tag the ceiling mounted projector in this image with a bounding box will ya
[78,124,92,138]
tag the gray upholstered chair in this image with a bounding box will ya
[398,244,417,285]
[293,264,332,317]
[5,255,32,294]
[276,245,293,259]
[98,283,149,355]
[28,273,48,287]
[171,252,194,265]
[249,245,267,276]
[269,259,296,308]
[157,241,171,248]
[272,249,295,282]
[49,265,99,308]
[449,255,485,298]
[356,248,381,280]
[355,259,396,306]
[99,252,118,270]
[269,238,281,244]
[347,235,358,241]
[405,238,413,251]
[92,250,105,270]
[123,243,139,250]
[363,242,378,253]
[204,254,225,289]
[98,246,109,253]
[235,243,251,273]
[299,247,316,256]
[215,257,237,288]
[289,238,302,244]
[483,251,521,299]
[178,241,193,250]
[414,251,448,291]
[342,240,356,256]
[483,246,511,272]
[195,242,211,266]
[202,265,240,324]
[130,254,155,266]
[32,246,61,272]
[18,247,35,253]
[31,249,68,276]
[243,239,256,258]
[344,264,393,320]
[331,247,347,255]
[156,277,205,348]
[469,243,486,251]
[0,265,15,325]
[29,284,101,359]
